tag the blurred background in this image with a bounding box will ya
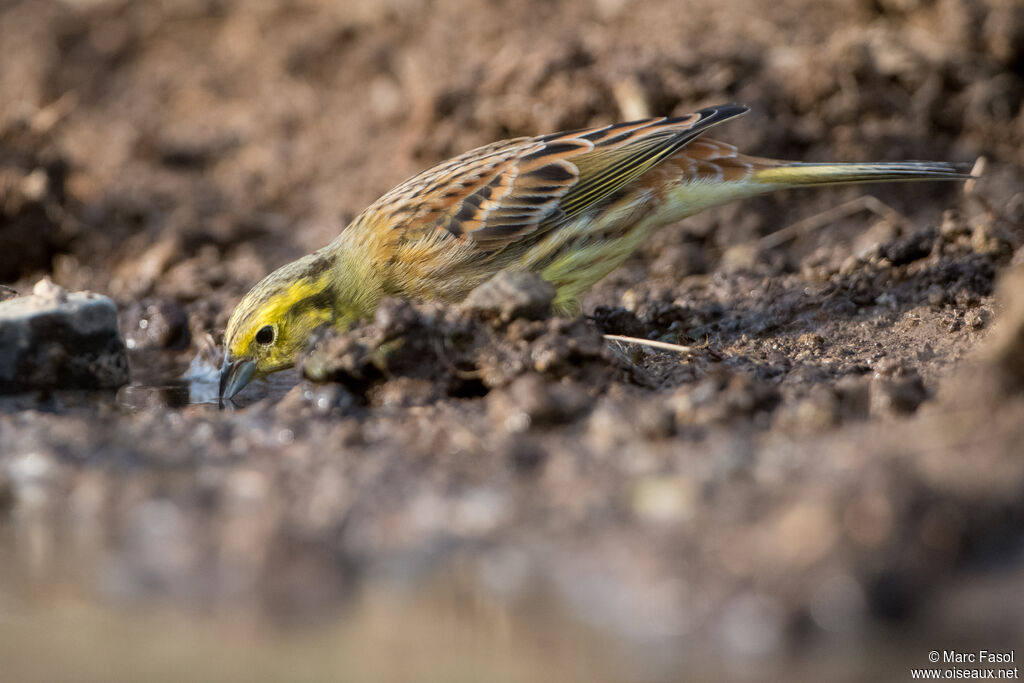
[1,0,1023,680]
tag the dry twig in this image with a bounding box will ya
[604,334,693,354]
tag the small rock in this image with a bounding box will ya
[0,286,17,303]
[462,271,556,323]
[32,277,67,303]
[0,282,129,392]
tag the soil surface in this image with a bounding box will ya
[2,0,1024,680]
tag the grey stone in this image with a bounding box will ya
[0,279,129,392]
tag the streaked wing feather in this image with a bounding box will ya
[466,140,588,248]
[560,106,748,217]
[377,104,749,252]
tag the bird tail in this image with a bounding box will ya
[752,161,971,187]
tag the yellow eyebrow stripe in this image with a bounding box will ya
[228,272,335,358]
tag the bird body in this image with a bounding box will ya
[220,104,967,400]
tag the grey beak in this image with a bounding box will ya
[219,357,256,403]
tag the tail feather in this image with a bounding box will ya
[753,161,972,187]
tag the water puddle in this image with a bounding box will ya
[115,347,298,412]
[116,347,222,410]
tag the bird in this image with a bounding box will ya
[219,103,968,401]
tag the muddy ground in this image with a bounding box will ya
[2,0,1024,680]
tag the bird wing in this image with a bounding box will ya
[372,104,749,252]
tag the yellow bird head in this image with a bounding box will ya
[219,252,339,401]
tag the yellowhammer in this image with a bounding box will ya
[220,104,967,400]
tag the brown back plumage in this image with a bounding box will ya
[365,104,750,252]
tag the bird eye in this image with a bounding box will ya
[255,325,275,345]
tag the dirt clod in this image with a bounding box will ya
[462,271,557,323]
[301,297,629,406]
[870,367,929,416]
[488,373,594,429]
